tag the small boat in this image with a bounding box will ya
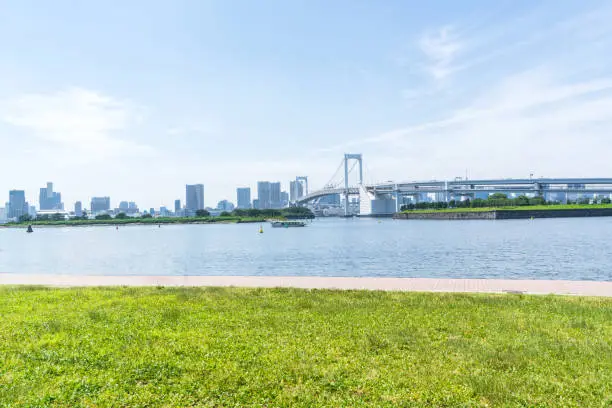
[26,225,33,233]
[270,220,307,228]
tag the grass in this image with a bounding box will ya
[0,287,610,407]
[404,204,612,213]
[2,216,270,227]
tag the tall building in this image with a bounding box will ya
[74,201,83,217]
[280,191,289,208]
[253,199,260,209]
[119,201,129,212]
[217,200,235,212]
[257,182,271,209]
[8,190,28,219]
[174,199,181,213]
[236,187,251,209]
[91,197,111,213]
[39,182,63,210]
[186,184,205,214]
[290,180,305,202]
[270,182,281,208]
[0,206,6,222]
[128,202,138,214]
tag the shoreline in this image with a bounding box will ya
[394,207,612,220]
[1,274,610,296]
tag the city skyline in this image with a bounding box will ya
[2,1,612,206]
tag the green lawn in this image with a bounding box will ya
[404,204,612,213]
[1,287,610,407]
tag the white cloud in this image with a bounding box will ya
[2,87,152,158]
[417,26,463,81]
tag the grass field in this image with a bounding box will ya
[1,287,610,407]
[1,216,268,227]
[403,204,612,213]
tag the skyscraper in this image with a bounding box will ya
[8,190,28,219]
[39,182,63,210]
[270,182,281,209]
[280,191,289,207]
[217,200,235,212]
[290,180,305,202]
[174,199,181,213]
[74,201,83,217]
[236,187,251,209]
[91,197,111,213]
[119,201,129,212]
[257,182,271,209]
[186,184,205,214]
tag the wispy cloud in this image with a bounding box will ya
[2,87,153,159]
[417,26,463,82]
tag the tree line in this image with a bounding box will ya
[401,193,612,211]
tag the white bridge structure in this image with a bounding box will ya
[295,154,612,216]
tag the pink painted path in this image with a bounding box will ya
[1,274,611,297]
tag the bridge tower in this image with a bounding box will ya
[344,154,363,216]
[296,176,309,197]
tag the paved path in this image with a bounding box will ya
[1,274,611,296]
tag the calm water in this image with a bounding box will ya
[1,218,611,281]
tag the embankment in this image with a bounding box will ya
[394,208,612,220]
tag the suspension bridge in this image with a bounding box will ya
[294,154,612,216]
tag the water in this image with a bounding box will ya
[0,218,611,281]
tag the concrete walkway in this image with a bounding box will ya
[1,274,611,297]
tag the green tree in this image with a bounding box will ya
[115,212,128,219]
[601,198,611,204]
[195,209,210,217]
[19,214,32,223]
[220,211,231,217]
[95,214,112,220]
[81,210,88,220]
[141,213,153,219]
[488,193,508,200]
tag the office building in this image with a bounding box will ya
[39,182,63,210]
[290,180,305,202]
[236,187,251,209]
[175,199,181,213]
[186,184,205,214]
[0,207,6,223]
[253,199,260,209]
[257,182,271,209]
[74,201,83,217]
[149,208,156,216]
[280,191,289,208]
[8,190,28,219]
[119,201,129,212]
[91,197,111,213]
[217,200,235,212]
[270,182,281,208]
[160,206,169,217]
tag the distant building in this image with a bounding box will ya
[270,182,281,209]
[257,182,271,209]
[119,201,129,212]
[290,180,304,202]
[0,207,6,223]
[174,199,181,213]
[318,194,341,206]
[186,184,205,215]
[91,197,111,214]
[217,200,235,212]
[149,208,155,216]
[253,199,260,209]
[29,206,36,218]
[128,202,138,214]
[8,190,28,219]
[160,206,169,217]
[236,187,251,209]
[280,191,289,208]
[75,201,83,217]
[39,182,63,210]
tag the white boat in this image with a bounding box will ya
[270,220,307,228]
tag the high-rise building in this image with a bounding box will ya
[290,180,305,202]
[253,199,260,209]
[128,202,138,214]
[217,200,235,212]
[119,201,129,212]
[236,187,251,209]
[74,201,83,217]
[8,190,28,219]
[257,182,271,209]
[174,199,181,213]
[39,182,63,210]
[149,208,156,216]
[91,197,111,213]
[160,206,169,217]
[280,191,289,208]
[186,184,205,214]
[270,182,281,208]
[0,207,6,223]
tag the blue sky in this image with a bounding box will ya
[1,0,612,209]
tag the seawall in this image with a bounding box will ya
[394,208,612,220]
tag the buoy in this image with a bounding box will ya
[259,225,264,234]
[26,225,33,233]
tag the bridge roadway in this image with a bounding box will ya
[296,177,612,205]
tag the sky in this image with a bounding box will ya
[1,0,612,210]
